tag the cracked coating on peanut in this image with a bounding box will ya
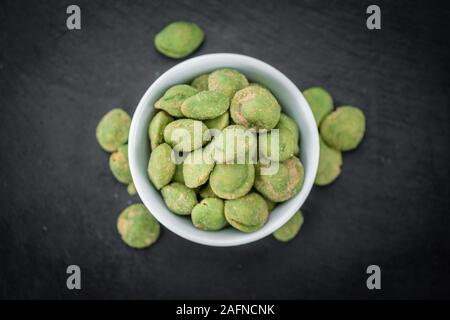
[230,85,281,130]
[254,157,304,202]
[208,68,249,99]
[224,192,268,233]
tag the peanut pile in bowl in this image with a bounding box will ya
[147,68,304,234]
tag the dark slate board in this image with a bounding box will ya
[0,0,449,299]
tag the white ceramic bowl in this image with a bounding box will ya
[129,53,319,247]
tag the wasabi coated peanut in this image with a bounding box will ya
[172,163,185,184]
[259,128,297,162]
[249,82,268,90]
[183,145,215,188]
[315,137,342,186]
[161,182,198,215]
[276,113,299,138]
[181,91,229,120]
[273,210,304,242]
[155,85,198,117]
[149,111,174,150]
[224,192,269,233]
[117,204,160,248]
[208,68,249,99]
[147,143,176,190]
[109,144,132,184]
[191,198,227,231]
[191,73,210,91]
[171,152,189,184]
[127,182,137,196]
[209,164,255,199]
[199,182,217,199]
[255,157,305,202]
[163,119,209,152]
[263,196,276,213]
[96,108,131,152]
[154,21,204,59]
[212,124,257,164]
[303,87,333,126]
[276,113,300,155]
[204,111,230,131]
[230,85,281,130]
[320,106,366,151]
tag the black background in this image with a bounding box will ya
[0,0,449,299]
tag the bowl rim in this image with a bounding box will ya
[129,53,319,247]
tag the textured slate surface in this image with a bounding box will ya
[0,0,449,299]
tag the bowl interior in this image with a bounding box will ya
[129,53,319,246]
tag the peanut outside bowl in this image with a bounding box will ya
[128,53,319,247]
